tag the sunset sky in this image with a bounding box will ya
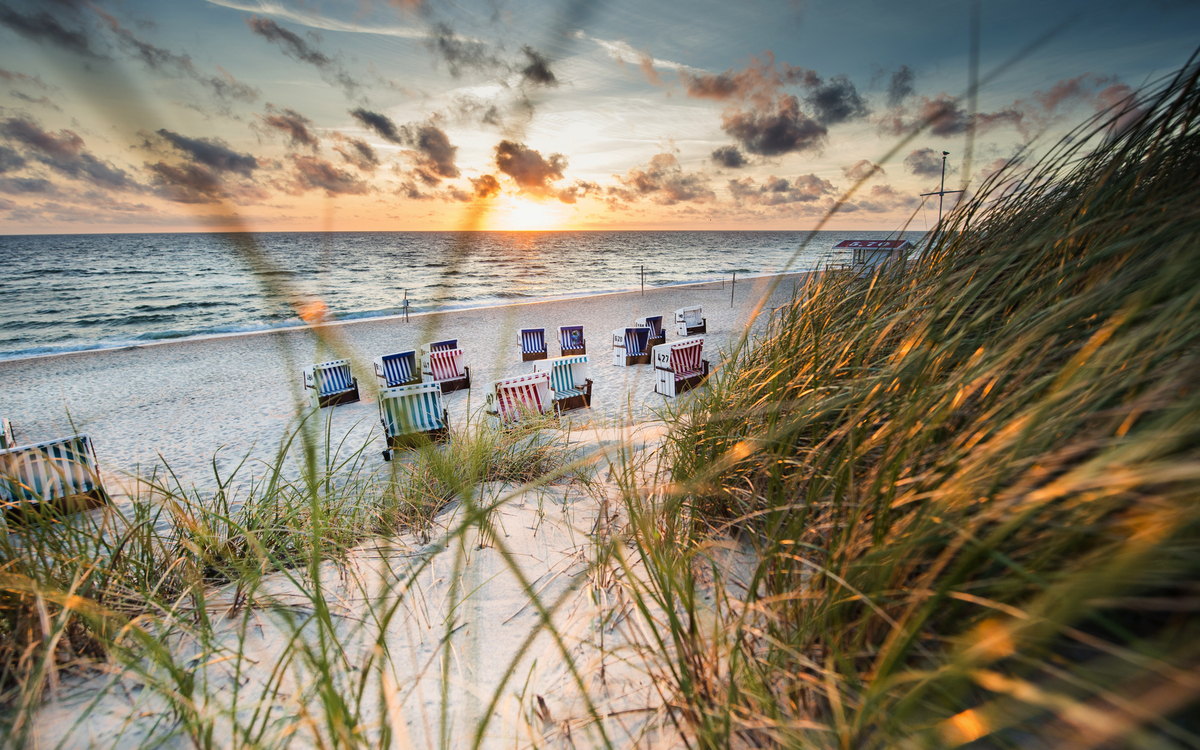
[0,0,1196,233]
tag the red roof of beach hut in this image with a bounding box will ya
[832,239,913,250]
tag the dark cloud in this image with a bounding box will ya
[0,145,27,173]
[0,117,135,190]
[611,152,715,205]
[350,108,404,144]
[805,74,868,125]
[204,67,260,104]
[426,22,503,78]
[679,52,815,106]
[721,95,827,156]
[887,65,915,107]
[333,136,379,172]
[0,176,56,194]
[447,95,503,128]
[246,16,359,98]
[409,124,459,182]
[0,5,99,58]
[470,174,501,199]
[711,145,746,168]
[495,140,566,195]
[904,148,944,177]
[0,67,50,90]
[145,161,222,203]
[290,155,370,195]
[727,173,832,205]
[260,105,319,150]
[156,129,258,176]
[557,180,600,204]
[842,159,883,181]
[519,46,557,86]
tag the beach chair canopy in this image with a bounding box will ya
[374,350,419,387]
[534,355,589,398]
[305,359,356,397]
[426,348,467,381]
[0,418,13,450]
[559,325,585,353]
[677,306,703,327]
[424,339,458,354]
[624,327,651,356]
[0,434,104,505]
[378,383,447,438]
[637,315,664,338]
[667,337,705,378]
[488,372,552,424]
[520,329,546,354]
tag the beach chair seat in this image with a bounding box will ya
[303,359,360,408]
[653,336,710,397]
[637,315,666,349]
[612,327,652,367]
[421,343,471,393]
[559,325,586,356]
[534,355,593,413]
[377,383,449,460]
[1,434,110,521]
[485,372,552,427]
[519,328,548,362]
[373,350,422,388]
[676,306,707,336]
[0,418,14,450]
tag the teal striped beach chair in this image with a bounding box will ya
[377,383,449,460]
[519,328,548,362]
[1,433,110,521]
[0,418,14,450]
[612,326,652,367]
[373,350,422,388]
[637,315,666,349]
[303,359,360,408]
[559,325,586,356]
[533,355,593,413]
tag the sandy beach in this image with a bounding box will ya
[1,272,810,496]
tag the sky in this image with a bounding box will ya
[0,0,1196,233]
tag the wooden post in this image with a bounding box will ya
[403,289,409,322]
[641,265,644,296]
[731,272,736,307]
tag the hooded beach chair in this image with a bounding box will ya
[373,350,422,388]
[303,359,360,408]
[519,328,548,362]
[637,315,666,349]
[421,342,471,393]
[485,372,552,428]
[1,434,110,520]
[0,418,13,450]
[533,355,593,413]
[612,326,652,367]
[559,325,586,356]
[653,336,710,397]
[377,383,449,460]
[675,305,707,336]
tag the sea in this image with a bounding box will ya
[0,230,909,361]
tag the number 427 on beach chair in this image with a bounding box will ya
[1,433,110,522]
[377,383,449,460]
[653,336,710,397]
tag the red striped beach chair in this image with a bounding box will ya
[637,315,666,349]
[612,326,652,367]
[675,305,707,336]
[421,342,471,393]
[377,383,449,460]
[653,336,710,397]
[519,328,548,362]
[1,433,110,521]
[533,355,593,413]
[485,372,552,427]
[303,359,360,408]
[559,325,586,356]
[373,350,422,388]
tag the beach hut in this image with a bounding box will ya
[303,359,360,408]
[1,434,110,521]
[637,315,666,349]
[653,336,710,398]
[533,355,593,413]
[421,342,471,393]
[373,350,422,388]
[519,328,548,362]
[377,383,449,460]
[675,306,706,336]
[832,239,913,274]
[485,371,552,427]
[559,325,586,357]
[612,326,652,367]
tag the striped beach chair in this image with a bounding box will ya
[519,328,548,362]
[485,372,552,427]
[303,359,360,408]
[637,315,666,349]
[533,355,593,413]
[1,434,110,520]
[421,342,471,393]
[377,383,449,460]
[559,325,586,357]
[653,336,710,397]
[0,418,14,450]
[612,326,652,367]
[373,350,422,388]
[675,305,707,336]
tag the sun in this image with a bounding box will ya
[487,197,568,231]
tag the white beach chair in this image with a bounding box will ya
[377,383,449,460]
[0,418,14,450]
[303,359,360,408]
[612,327,652,367]
[533,355,593,413]
[637,315,666,349]
[653,336,710,397]
[559,325,586,357]
[420,342,471,393]
[485,372,552,428]
[1,434,110,520]
[519,328,548,362]
[373,350,422,388]
[675,306,707,336]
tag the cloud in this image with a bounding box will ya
[0,176,56,194]
[145,161,224,203]
[349,109,460,183]
[495,140,566,196]
[847,183,919,213]
[350,108,404,144]
[638,49,663,86]
[332,136,379,172]
[805,74,868,125]
[156,129,258,176]
[842,159,883,181]
[0,67,51,90]
[246,16,359,98]
[0,117,136,190]
[0,145,27,173]
[721,95,827,156]
[0,5,99,58]
[879,94,1022,138]
[290,155,370,195]
[904,148,944,177]
[259,105,320,149]
[711,145,747,168]
[887,65,915,107]
[727,173,832,205]
[611,152,715,205]
[519,46,557,86]
[679,52,815,106]
[556,180,601,204]
[425,22,503,78]
[470,174,501,199]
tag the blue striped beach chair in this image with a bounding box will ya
[377,383,449,460]
[653,336,710,397]
[428,339,458,352]
[420,342,471,393]
[519,328,548,362]
[675,305,706,336]
[0,418,14,450]
[533,355,593,413]
[1,434,110,520]
[611,326,652,367]
[485,372,552,428]
[303,359,360,408]
[373,350,422,388]
[637,315,666,349]
[559,325,586,356]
